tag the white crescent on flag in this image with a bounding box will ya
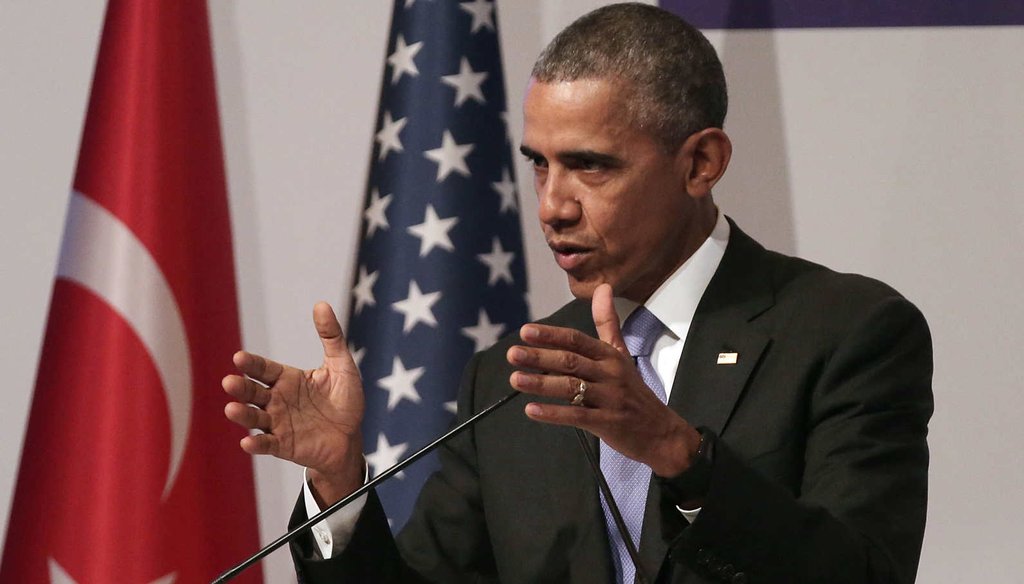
[56,191,192,501]
[48,557,175,584]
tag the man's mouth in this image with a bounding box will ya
[548,241,593,271]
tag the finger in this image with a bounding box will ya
[239,433,280,457]
[592,283,628,357]
[233,350,286,387]
[511,371,595,404]
[314,301,345,356]
[507,345,600,380]
[518,323,616,361]
[222,374,272,408]
[224,401,272,432]
[313,302,354,371]
[523,401,608,430]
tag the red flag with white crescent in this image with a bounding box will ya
[0,1,263,582]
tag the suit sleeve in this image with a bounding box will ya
[289,351,498,583]
[665,295,934,584]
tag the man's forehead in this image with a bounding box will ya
[523,79,620,127]
[521,78,642,152]
[524,76,633,105]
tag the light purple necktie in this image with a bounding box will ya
[600,306,667,584]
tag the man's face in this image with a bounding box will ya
[521,78,703,302]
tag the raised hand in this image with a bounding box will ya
[223,302,365,504]
[507,284,701,477]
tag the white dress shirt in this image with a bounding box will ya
[305,212,730,558]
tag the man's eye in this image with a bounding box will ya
[527,156,548,169]
[569,159,605,172]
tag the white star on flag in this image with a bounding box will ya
[444,401,458,415]
[477,237,515,285]
[349,344,366,368]
[407,205,459,256]
[366,432,410,479]
[491,168,517,213]
[375,111,408,160]
[352,266,379,315]
[377,356,425,411]
[363,189,392,237]
[459,0,495,33]
[424,130,474,182]
[461,308,506,352]
[387,34,423,84]
[441,57,488,107]
[392,280,442,333]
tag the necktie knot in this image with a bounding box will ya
[621,306,665,358]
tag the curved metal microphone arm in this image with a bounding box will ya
[214,389,649,584]
[574,428,651,584]
[212,389,521,583]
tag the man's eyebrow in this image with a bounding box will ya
[559,149,622,167]
[519,145,541,159]
[519,145,620,167]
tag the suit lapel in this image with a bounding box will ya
[669,220,774,436]
[639,221,775,580]
[668,318,769,434]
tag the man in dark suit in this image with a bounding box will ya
[224,4,932,583]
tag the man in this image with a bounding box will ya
[223,4,932,583]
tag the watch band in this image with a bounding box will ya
[657,426,716,504]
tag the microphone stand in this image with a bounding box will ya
[214,389,651,584]
[212,389,520,583]
[574,428,652,584]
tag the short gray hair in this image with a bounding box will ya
[531,3,727,150]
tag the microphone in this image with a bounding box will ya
[213,388,649,584]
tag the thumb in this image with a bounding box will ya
[591,284,628,357]
[312,302,350,368]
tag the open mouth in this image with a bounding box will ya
[548,242,592,270]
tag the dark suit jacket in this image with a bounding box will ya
[291,222,933,584]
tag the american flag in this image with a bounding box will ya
[347,0,529,531]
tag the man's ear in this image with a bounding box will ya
[678,128,732,198]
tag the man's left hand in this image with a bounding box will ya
[507,283,702,478]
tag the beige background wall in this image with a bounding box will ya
[2,1,1021,581]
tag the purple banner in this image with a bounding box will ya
[661,0,1024,29]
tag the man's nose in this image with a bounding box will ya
[536,170,581,228]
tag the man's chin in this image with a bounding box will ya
[566,276,601,300]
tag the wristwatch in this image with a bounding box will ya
[657,426,715,504]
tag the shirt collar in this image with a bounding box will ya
[613,211,730,337]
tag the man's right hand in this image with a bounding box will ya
[223,302,365,507]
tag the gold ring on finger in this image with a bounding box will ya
[571,379,587,406]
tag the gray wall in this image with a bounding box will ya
[2,1,1021,581]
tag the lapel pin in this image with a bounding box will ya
[717,352,738,365]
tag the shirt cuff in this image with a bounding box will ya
[302,463,369,559]
[676,505,702,524]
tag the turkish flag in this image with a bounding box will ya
[0,1,263,582]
